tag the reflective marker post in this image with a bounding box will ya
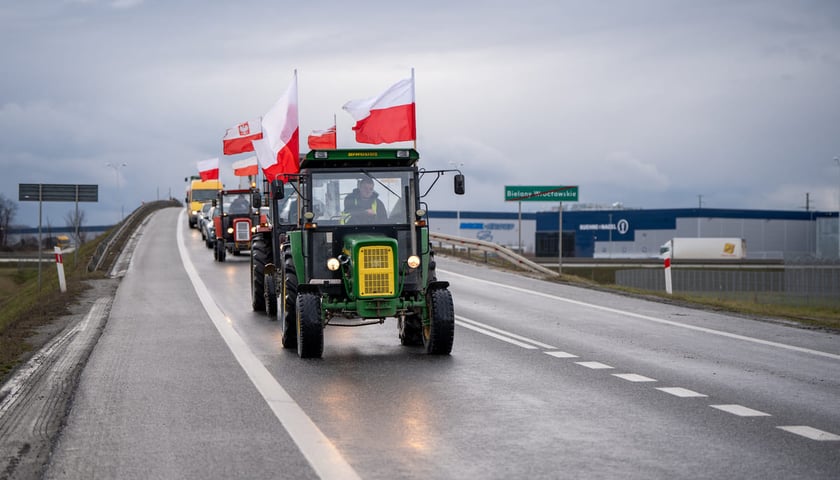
[54,246,67,293]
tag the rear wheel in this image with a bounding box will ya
[216,239,226,262]
[296,293,323,358]
[399,314,423,346]
[423,288,454,355]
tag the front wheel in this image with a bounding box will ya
[296,293,323,359]
[423,288,454,355]
[251,237,272,313]
[264,274,277,317]
[279,248,298,349]
[216,239,226,262]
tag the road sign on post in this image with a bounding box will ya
[18,184,99,291]
[505,185,579,274]
[504,185,578,202]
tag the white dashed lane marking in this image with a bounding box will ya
[544,351,579,359]
[452,311,840,441]
[777,426,840,441]
[657,387,708,398]
[576,361,613,370]
[613,373,657,382]
[710,404,771,417]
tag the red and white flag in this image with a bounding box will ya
[307,125,336,150]
[259,73,300,181]
[232,156,259,177]
[196,157,219,181]
[223,118,263,155]
[342,74,416,145]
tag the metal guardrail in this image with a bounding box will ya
[87,200,180,272]
[430,232,559,277]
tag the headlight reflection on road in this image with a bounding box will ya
[318,381,433,453]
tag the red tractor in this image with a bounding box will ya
[212,188,255,262]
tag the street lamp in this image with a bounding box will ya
[449,161,464,235]
[107,162,127,222]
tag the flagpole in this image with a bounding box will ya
[411,67,417,150]
[333,113,337,148]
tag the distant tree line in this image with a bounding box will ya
[0,193,88,251]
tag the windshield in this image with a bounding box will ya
[310,171,413,225]
[191,189,217,202]
[223,193,250,214]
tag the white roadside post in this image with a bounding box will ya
[664,252,673,295]
[54,246,67,293]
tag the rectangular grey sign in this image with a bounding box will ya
[19,184,98,202]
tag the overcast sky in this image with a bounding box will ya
[2,0,839,228]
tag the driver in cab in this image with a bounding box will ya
[343,177,387,224]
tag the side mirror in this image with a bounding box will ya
[212,199,217,207]
[454,174,465,195]
[271,179,285,200]
[251,191,261,209]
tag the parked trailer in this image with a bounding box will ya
[659,237,746,260]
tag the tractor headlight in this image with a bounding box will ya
[227,227,234,234]
[326,257,341,271]
[407,255,421,269]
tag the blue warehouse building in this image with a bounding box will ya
[429,208,840,260]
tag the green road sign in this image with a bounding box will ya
[505,185,578,202]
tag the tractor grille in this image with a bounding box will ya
[358,245,394,297]
[234,219,251,242]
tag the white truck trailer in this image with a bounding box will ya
[659,237,746,260]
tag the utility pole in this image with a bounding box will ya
[835,157,840,259]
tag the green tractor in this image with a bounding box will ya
[250,149,465,358]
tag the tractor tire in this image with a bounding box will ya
[251,237,271,312]
[280,248,298,349]
[213,239,219,261]
[296,293,323,359]
[399,314,424,346]
[216,239,226,262]
[264,274,277,317]
[423,287,454,355]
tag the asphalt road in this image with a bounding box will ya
[43,207,840,479]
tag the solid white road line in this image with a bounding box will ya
[456,315,556,349]
[440,269,840,361]
[455,320,539,349]
[777,426,840,441]
[656,387,708,398]
[177,211,360,480]
[710,404,771,417]
[613,373,657,382]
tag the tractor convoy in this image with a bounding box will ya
[191,148,464,359]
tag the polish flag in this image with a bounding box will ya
[232,156,259,177]
[197,157,219,181]
[307,125,336,150]
[223,119,263,155]
[259,73,300,181]
[342,75,416,145]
